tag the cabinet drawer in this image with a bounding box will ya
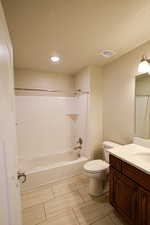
[109,155,122,171]
[122,162,150,191]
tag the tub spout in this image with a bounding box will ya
[74,146,82,150]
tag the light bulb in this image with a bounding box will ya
[138,60,150,73]
[50,56,60,63]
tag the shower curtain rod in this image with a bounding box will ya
[136,95,150,97]
[15,88,89,94]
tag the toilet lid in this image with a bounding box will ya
[84,160,109,172]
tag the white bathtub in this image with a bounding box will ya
[19,151,87,192]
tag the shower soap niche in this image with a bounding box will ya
[66,114,79,120]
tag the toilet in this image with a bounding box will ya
[84,141,121,196]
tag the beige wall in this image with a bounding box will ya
[89,65,103,159]
[15,69,74,94]
[103,41,150,144]
[74,66,90,92]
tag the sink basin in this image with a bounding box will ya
[134,152,150,163]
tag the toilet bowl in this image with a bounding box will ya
[83,141,121,196]
[84,160,109,196]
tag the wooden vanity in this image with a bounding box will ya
[109,154,150,225]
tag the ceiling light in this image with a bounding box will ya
[50,56,60,63]
[138,56,150,74]
[98,50,116,58]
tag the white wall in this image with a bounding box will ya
[0,2,21,225]
[16,96,77,160]
[75,94,88,156]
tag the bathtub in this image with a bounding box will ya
[19,151,87,192]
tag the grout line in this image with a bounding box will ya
[43,202,47,220]
[72,207,81,225]
[89,214,109,225]
[22,202,44,211]
[23,203,48,225]
[77,189,85,203]
[108,214,118,225]
[50,184,56,199]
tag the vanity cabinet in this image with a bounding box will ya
[138,188,150,225]
[109,155,150,225]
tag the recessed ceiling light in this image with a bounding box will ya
[98,50,116,58]
[50,56,60,63]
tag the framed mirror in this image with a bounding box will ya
[135,73,150,139]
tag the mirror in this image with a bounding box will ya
[135,73,150,139]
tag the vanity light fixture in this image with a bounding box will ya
[50,56,60,63]
[138,55,150,74]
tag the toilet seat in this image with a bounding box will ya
[84,160,109,173]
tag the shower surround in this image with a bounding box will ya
[16,94,88,191]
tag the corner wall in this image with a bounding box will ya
[74,65,103,159]
[89,65,103,159]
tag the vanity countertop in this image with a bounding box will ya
[107,144,150,175]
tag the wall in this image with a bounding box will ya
[73,67,90,157]
[74,66,90,92]
[89,65,103,159]
[16,96,77,160]
[15,69,74,95]
[74,65,103,159]
[0,2,22,225]
[103,40,150,144]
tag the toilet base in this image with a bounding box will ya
[88,175,109,197]
[88,177,104,196]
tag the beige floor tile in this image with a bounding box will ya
[73,195,113,225]
[52,180,77,196]
[52,175,85,197]
[45,191,83,215]
[22,203,46,225]
[92,216,115,225]
[22,184,52,194]
[21,175,114,225]
[22,185,54,209]
[38,208,79,225]
[109,211,129,225]
[79,173,89,184]
[77,184,92,202]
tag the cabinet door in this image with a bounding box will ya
[110,166,138,225]
[138,188,150,225]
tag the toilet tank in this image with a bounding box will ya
[102,141,122,163]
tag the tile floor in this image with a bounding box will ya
[21,174,128,225]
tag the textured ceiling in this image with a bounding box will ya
[2,0,150,74]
